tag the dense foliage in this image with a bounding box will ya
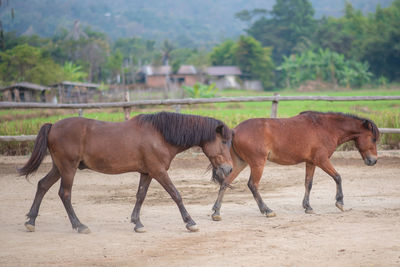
[0,0,399,90]
[0,0,394,46]
[277,49,372,88]
[240,0,400,87]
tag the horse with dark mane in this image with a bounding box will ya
[211,111,379,221]
[19,112,233,233]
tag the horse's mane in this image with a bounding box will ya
[299,110,379,140]
[137,112,230,147]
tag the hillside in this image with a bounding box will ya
[0,0,395,47]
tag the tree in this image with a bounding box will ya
[161,39,175,66]
[209,40,236,66]
[209,36,275,90]
[106,49,123,83]
[0,0,15,51]
[52,23,109,83]
[360,0,400,80]
[63,61,88,82]
[314,2,367,59]
[0,44,64,84]
[235,36,275,89]
[314,0,400,81]
[170,48,210,68]
[242,0,316,64]
[113,37,156,67]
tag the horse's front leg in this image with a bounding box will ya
[212,156,247,221]
[155,172,198,232]
[211,184,228,221]
[303,163,316,214]
[319,159,344,211]
[131,173,152,233]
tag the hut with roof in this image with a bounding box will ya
[173,65,199,86]
[0,82,52,102]
[138,65,201,88]
[51,81,100,103]
[140,65,172,88]
[205,66,242,89]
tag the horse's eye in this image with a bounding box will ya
[372,137,377,143]
[222,140,227,145]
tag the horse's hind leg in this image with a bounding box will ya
[131,173,152,233]
[302,163,316,214]
[154,172,198,232]
[25,164,60,232]
[248,163,276,217]
[57,165,90,234]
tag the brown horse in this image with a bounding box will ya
[19,112,233,233]
[211,111,379,221]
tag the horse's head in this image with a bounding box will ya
[202,124,233,183]
[355,119,379,166]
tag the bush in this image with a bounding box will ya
[182,83,218,98]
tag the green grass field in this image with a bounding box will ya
[1,89,399,154]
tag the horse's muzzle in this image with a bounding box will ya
[216,164,233,178]
[364,157,377,166]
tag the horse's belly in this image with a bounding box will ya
[267,150,303,165]
[84,154,145,175]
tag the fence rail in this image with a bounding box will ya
[1,95,400,109]
[1,95,399,142]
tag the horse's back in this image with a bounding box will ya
[48,117,117,148]
[233,115,335,165]
[47,117,167,174]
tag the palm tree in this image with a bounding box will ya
[161,40,175,66]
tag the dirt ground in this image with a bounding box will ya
[0,150,399,266]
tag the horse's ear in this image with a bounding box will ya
[215,124,224,135]
[363,120,372,130]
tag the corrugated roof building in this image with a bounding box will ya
[0,82,51,102]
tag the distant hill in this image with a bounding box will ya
[0,0,395,47]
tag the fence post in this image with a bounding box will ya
[123,90,131,121]
[270,93,279,118]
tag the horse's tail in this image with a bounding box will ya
[18,123,52,179]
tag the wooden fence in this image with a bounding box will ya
[1,95,400,142]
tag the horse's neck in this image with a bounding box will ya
[334,117,362,145]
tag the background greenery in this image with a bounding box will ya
[0,0,399,89]
[0,0,395,47]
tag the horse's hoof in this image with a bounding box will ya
[211,214,222,221]
[305,209,315,214]
[78,226,91,234]
[266,211,276,218]
[25,222,35,232]
[335,202,344,212]
[134,226,146,233]
[186,224,199,232]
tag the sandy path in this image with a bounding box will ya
[0,150,399,266]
